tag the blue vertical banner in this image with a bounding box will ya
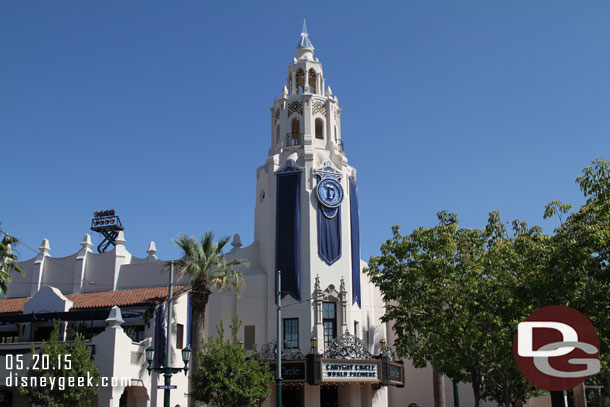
[275,168,301,301]
[317,204,341,265]
[154,305,166,367]
[350,179,361,308]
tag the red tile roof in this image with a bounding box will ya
[0,297,29,314]
[0,286,188,314]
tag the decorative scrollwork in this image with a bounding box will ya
[257,340,304,361]
[323,331,372,360]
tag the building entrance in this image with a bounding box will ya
[283,387,302,407]
[320,386,338,407]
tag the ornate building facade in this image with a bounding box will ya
[0,23,405,407]
[209,22,404,407]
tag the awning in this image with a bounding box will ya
[0,309,142,324]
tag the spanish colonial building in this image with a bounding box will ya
[0,235,191,407]
[0,23,406,407]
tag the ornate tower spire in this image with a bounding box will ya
[297,19,314,60]
[254,25,364,353]
[267,20,345,167]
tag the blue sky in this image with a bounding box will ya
[1,1,609,263]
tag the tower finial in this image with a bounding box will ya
[297,19,314,60]
[297,19,314,52]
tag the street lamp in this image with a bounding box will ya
[146,346,191,375]
[143,261,192,407]
[310,336,318,353]
[181,346,192,370]
[145,344,192,407]
[380,338,387,352]
[145,346,155,369]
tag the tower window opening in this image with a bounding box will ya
[322,302,337,349]
[296,69,305,94]
[288,117,301,146]
[275,124,280,146]
[334,125,338,143]
[309,69,317,94]
[315,118,324,140]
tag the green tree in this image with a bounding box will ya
[169,232,246,381]
[367,158,610,406]
[0,227,25,295]
[190,316,273,407]
[366,211,547,407]
[542,158,610,377]
[18,320,101,407]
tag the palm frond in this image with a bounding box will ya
[0,233,25,295]
[167,234,204,279]
[210,268,245,294]
[216,236,231,253]
[170,231,247,296]
[226,258,248,268]
[201,232,215,261]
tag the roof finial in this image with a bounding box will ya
[297,19,314,59]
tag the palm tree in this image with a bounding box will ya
[169,232,246,381]
[0,229,25,295]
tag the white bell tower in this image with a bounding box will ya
[212,21,391,407]
[254,21,364,352]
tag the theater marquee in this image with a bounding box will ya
[322,360,380,382]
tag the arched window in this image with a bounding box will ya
[315,118,324,140]
[275,124,280,145]
[296,69,305,94]
[309,69,317,94]
[290,118,301,146]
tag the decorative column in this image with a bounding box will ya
[31,239,50,296]
[314,275,322,325]
[112,231,129,290]
[314,275,323,354]
[73,235,92,293]
[339,277,347,334]
[147,241,158,261]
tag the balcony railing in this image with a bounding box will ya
[286,133,303,147]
